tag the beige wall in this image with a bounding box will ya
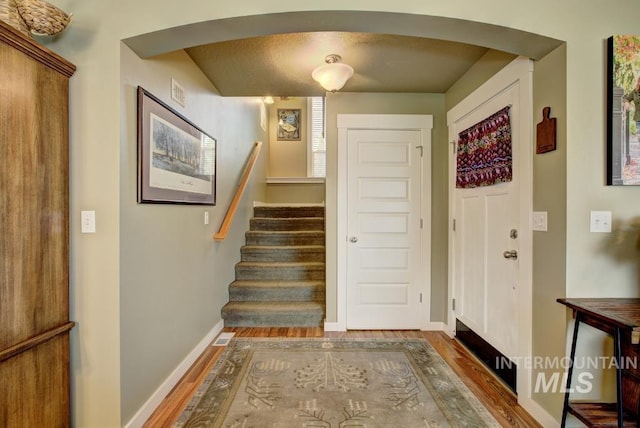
[38,2,640,425]
[268,97,308,177]
[265,97,326,204]
[266,182,325,203]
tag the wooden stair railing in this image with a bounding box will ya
[214,141,262,241]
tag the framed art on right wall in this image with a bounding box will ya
[607,35,640,185]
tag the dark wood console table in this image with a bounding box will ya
[557,298,640,428]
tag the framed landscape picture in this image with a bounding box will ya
[137,86,217,204]
[607,35,640,185]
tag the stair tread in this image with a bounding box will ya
[241,245,325,250]
[252,216,324,220]
[253,206,325,218]
[247,230,325,233]
[229,279,325,302]
[246,231,325,237]
[231,280,324,287]
[250,219,324,231]
[225,206,326,327]
[223,301,325,310]
[244,232,325,247]
[237,261,325,266]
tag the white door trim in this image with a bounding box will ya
[336,114,433,331]
[447,56,534,406]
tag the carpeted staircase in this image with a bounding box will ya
[221,205,325,327]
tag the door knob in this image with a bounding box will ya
[349,236,358,243]
[503,250,518,260]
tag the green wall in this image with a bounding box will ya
[531,43,568,417]
[446,50,517,112]
[119,46,267,422]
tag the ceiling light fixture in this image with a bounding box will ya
[312,54,354,92]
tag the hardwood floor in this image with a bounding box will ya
[143,328,542,427]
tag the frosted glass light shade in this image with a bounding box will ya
[312,62,354,92]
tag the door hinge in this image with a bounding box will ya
[452,298,456,311]
[420,218,424,229]
[416,145,423,157]
[453,219,456,231]
[450,140,457,154]
[420,293,423,303]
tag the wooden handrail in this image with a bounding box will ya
[214,141,262,241]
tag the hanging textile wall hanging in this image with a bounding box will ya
[456,105,512,188]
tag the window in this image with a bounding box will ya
[307,97,326,178]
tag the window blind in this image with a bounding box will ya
[309,97,326,178]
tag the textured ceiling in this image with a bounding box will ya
[184,32,491,97]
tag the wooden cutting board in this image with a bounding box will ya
[536,106,556,154]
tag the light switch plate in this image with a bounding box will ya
[590,211,612,233]
[532,211,548,232]
[81,210,96,233]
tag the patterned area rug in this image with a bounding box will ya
[174,338,499,427]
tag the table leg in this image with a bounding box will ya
[613,326,623,428]
[562,314,581,428]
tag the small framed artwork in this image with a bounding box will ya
[277,109,301,140]
[606,35,640,185]
[137,86,216,204]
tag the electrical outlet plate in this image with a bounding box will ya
[81,210,96,233]
[590,211,612,233]
[532,211,548,232]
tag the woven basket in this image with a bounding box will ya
[15,0,70,36]
[0,0,30,36]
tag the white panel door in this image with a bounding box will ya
[346,129,422,329]
[451,85,521,358]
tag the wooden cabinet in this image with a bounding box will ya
[0,20,75,427]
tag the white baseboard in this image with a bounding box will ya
[253,201,325,207]
[421,321,445,331]
[323,321,345,331]
[519,395,560,427]
[324,321,444,332]
[124,320,225,428]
